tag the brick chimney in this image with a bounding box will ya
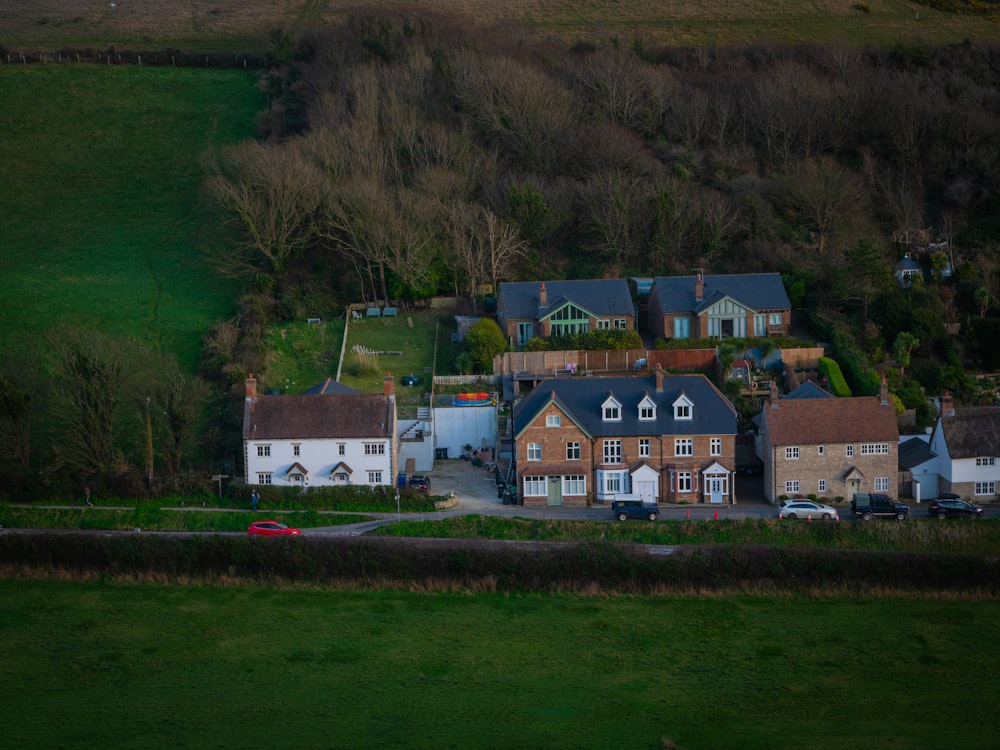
[655,363,664,392]
[769,379,779,406]
[246,373,257,400]
[940,390,955,417]
[879,377,889,406]
[695,273,703,302]
[539,282,547,308]
[383,372,395,398]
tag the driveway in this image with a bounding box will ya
[428,458,507,510]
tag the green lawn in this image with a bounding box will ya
[0,65,261,371]
[1,579,997,749]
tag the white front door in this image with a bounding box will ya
[635,480,656,502]
[707,476,725,503]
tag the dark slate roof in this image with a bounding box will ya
[301,378,358,395]
[513,374,737,439]
[940,406,1000,459]
[896,256,921,272]
[784,381,834,399]
[498,279,634,320]
[761,397,898,446]
[243,394,394,440]
[898,437,936,469]
[652,273,791,314]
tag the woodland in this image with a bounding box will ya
[3,12,1000,498]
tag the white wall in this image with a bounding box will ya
[434,405,498,459]
[245,437,395,487]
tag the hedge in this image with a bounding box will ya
[818,357,852,397]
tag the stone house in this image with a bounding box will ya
[755,381,899,502]
[512,368,737,507]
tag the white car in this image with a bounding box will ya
[779,500,839,521]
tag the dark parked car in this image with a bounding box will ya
[408,474,431,493]
[611,499,660,522]
[928,496,983,519]
[247,521,301,537]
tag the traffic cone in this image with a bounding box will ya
[808,515,812,523]
[713,509,719,520]
[686,508,691,519]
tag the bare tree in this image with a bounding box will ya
[778,156,865,257]
[207,141,327,279]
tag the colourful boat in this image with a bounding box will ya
[455,392,491,406]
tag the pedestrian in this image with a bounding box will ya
[251,489,259,511]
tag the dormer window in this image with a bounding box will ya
[602,395,622,422]
[638,396,656,421]
[673,393,694,420]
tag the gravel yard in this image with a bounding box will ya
[428,459,506,509]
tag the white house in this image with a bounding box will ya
[242,374,398,488]
[926,394,1000,500]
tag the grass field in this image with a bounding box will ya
[339,311,451,393]
[1,579,998,749]
[2,0,999,50]
[0,64,261,371]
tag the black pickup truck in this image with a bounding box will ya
[850,493,909,520]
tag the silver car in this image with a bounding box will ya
[779,500,839,521]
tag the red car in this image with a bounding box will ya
[247,521,302,537]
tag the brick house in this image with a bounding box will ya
[243,374,398,489]
[495,279,636,349]
[512,369,737,506]
[648,273,791,341]
[755,382,899,503]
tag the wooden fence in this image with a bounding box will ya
[495,349,717,377]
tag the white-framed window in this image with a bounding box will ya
[673,401,692,420]
[614,318,627,330]
[566,442,580,460]
[527,443,542,461]
[711,438,722,456]
[677,471,692,493]
[257,445,271,457]
[674,317,690,339]
[785,480,800,494]
[860,443,890,455]
[293,444,301,456]
[639,398,656,421]
[754,314,767,336]
[603,440,622,464]
[563,475,586,495]
[675,438,693,457]
[846,445,854,458]
[639,438,651,458]
[818,446,825,456]
[597,319,611,330]
[975,481,996,496]
[368,471,382,484]
[364,443,385,455]
[335,472,348,483]
[874,476,889,492]
[603,400,621,421]
[546,414,561,427]
[338,443,346,456]
[604,472,623,494]
[785,446,800,460]
[523,476,546,496]
[976,457,996,466]
[769,312,783,326]
[818,479,827,493]
[257,473,272,485]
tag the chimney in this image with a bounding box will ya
[940,390,955,417]
[539,282,547,308]
[695,273,703,302]
[879,377,889,406]
[769,379,779,406]
[246,373,257,400]
[655,363,664,392]
[383,371,395,398]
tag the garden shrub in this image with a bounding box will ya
[818,357,852,397]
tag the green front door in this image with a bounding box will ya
[547,476,563,506]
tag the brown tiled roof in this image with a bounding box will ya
[763,397,898,446]
[940,406,1000,458]
[243,394,395,440]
